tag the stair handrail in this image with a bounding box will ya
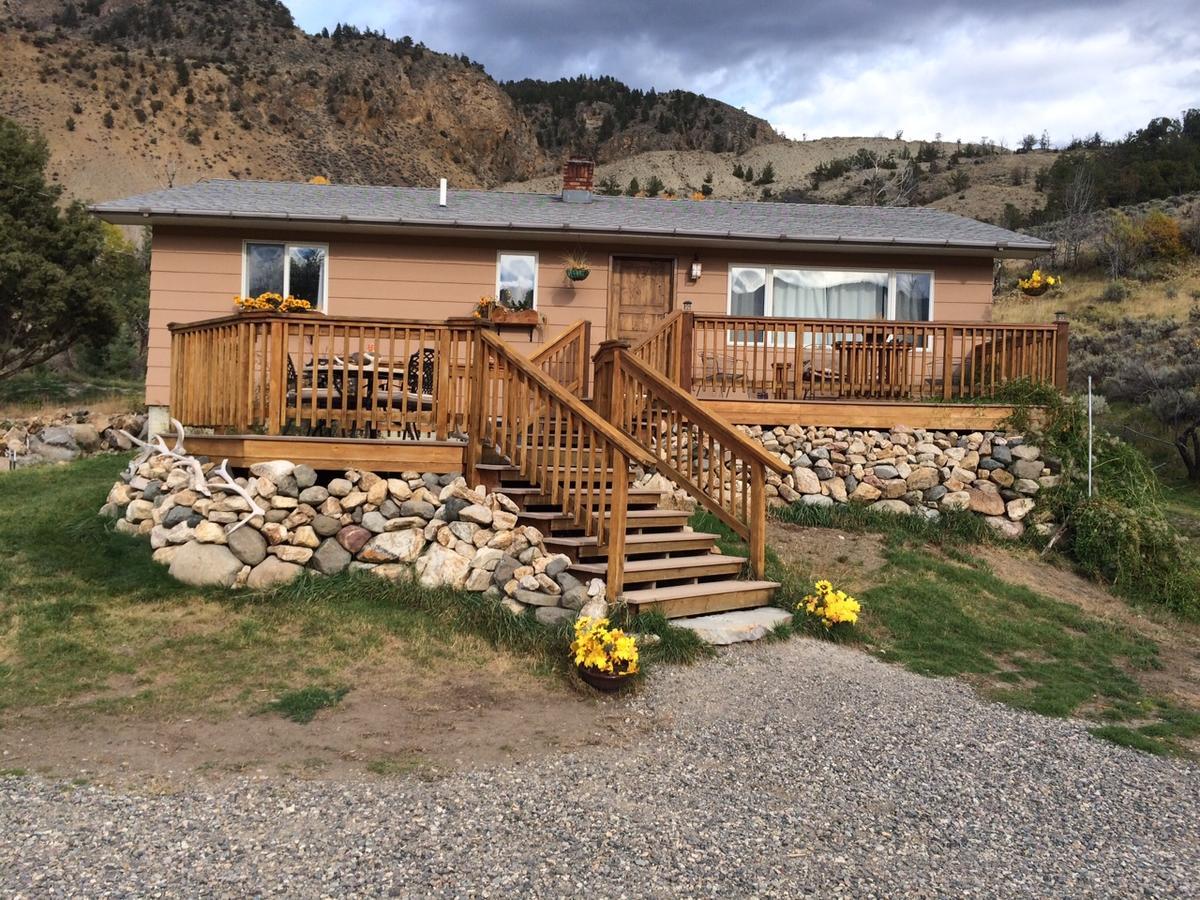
[467,330,656,602]
[528,320,592,397]
[628,309,692,387]
[598,342,789,579]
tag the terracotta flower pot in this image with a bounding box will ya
[577,665,634,692]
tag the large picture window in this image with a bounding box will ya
[729,266,932,321]
[496,252,538,309]
[727,265,933,345]
[243,241,328,309]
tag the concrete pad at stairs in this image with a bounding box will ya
[674,608,793,646]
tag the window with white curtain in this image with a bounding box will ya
[771,269,889,320]
[728,265,933,343]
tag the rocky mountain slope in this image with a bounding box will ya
[0,0,781,206]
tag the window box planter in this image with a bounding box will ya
[487,307,539,326]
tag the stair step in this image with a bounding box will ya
[519,487,662,509]
[544,530,720,562]
[622,580,780,619]
[570,554,747,584]
[519,508,691,532]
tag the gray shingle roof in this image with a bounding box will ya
[92,179,1052,254]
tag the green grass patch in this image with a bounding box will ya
[0,456,561,717]
[858,544,1200,755]
[264,685,349,723]
[0,456,706,724]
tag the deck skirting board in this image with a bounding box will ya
[700,399,1029,431]
[184,434,466,473]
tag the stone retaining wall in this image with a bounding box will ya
[101,454,605,625]
[4,410,147,467]
[742,425,1060,539]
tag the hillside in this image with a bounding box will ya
[503,139,1055,225]
[0,0,553,202]
[503,75,780,162]
[0,0,782,206]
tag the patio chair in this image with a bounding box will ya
[374,347,437,440]
[285,354,343,434]
[696,350,748,397]
[800,360,838,399]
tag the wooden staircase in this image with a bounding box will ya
[466,325,789,619]
[476,462,779,619]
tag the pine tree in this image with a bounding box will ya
[626,177,640,196]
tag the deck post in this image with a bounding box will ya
[591,339,629,423]
[1054,313,1070,392]
[749,460,766,579]
[464,323,488,477]
[941,324,955,401]
[677,311,695,391]
[580,320,593,400]
[266,318,287,435]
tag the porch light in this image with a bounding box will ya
[689,256,703,280]
[682,299,694,311]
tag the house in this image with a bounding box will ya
[92,162,1064,614]
[93,159,1057,425]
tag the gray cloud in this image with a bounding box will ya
[288,0,1200,142]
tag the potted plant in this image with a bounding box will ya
[234,292,316,313]
[563,250,591,283]
[570,616,639,691]
[1017,269,1061,297]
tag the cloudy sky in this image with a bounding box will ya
[288,0,1200,145]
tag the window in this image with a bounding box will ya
[243,241,328,309]
[728,266,933,321]
[496,252,538,309]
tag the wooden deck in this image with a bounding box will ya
[184,434,466,473]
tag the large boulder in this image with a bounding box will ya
[359,529,426,563]
[311,538,352,575]
[249,460,295,484]
[792,467,822,495]
[29,426,79,461]
[226,526,268,566]
[246,555,305,589]
[414,543,471,589]
[168,542,242,588]
[65,423,101,451]
[966,487,1005,516]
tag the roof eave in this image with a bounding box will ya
[90,207,1052,258]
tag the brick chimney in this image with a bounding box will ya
[561,158,595,202]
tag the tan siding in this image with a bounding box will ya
[145,224,997,407]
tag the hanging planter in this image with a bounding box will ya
[562,250,591,284]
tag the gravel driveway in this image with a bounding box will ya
[3,639,1198,897]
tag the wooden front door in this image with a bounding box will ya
[609,257,674,341]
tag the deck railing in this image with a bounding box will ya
[169,312,480,439]
[634,311,1067,402]
[595,342,789,579]
[529,320,592,397]
[629,309,690,385]
[467,330,657,601]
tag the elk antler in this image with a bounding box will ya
[207,459,266,534]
